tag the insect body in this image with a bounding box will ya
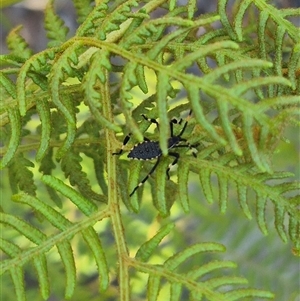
[113,110,198,196]
[128,140,162,160]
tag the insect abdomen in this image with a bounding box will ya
[128,141,162,160]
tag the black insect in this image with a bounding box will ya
[113,110,198,196]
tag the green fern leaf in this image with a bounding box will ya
[187,85,226,144]
[199,169,214,204]
[33,255,49,300]
[0,72,17,99]
[0,108,21,168]
[135,223,175,262]
[178,160,190,213]
[218,175,228,214]
[84,146,108,196]
[0,213,46,244]
[13,191,72,229]
[41,175,98,215]
[76,2,108,36]
[82,49,111,105]
[48,42,80,125]
[157,72,171,155]
[154,158,169,216]
[6,25,32,60]
[120,11,149,47]
[38,148,62,207]
[61,150,106,203]
[43,71,78,158]
[170,282,182,301]
[224,288,274,300]
[164,243,225,271]
[205,276,248,290]
[0,1,298,300]
[128,160,143,212]
[0,239,27,301]
[7,153,36,195]
[10,266,25,301]
[73,0,94,24]
[81,227,109,292]
[255,193,268,235]
[16,48,57,115]
[55,95,77,159]
[191,157,299,247]
[12,192,109,295]
[44,0,69,47]
[135,63,148,94]
[96,0,139,40]
[186,260,237,279]
[237,183,252,219]
[287,43,300,90]
[56,240,76,298]
[147,274,161,301]
[35,97,51,161]
[274,203,288,243]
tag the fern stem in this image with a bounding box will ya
[128,258,227,301]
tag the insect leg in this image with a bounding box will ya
[174,143,199,158]
[178,109,193,137]
[141,114,160,131]
[170,118,177,137]
[113,134,131,155]
[166,152,179,179]
[130,157,161,196]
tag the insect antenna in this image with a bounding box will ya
[178,109,193,137]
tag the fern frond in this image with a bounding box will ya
[73,0,94,25]
[96,0,139,40]
[128,160,143,212]
[185,157,299,247]
[0,72,17,99]
[82,50,108,104]
[47,44,86,158]
[187,85,225,144]
[16,48,57,115]
[6,25,32,60]
[1,192,110,299]
[61,150,106,203]
[157,72,171,155]
[35,97,51,161]
[38,148,62,207]
[0,107,21,168]
[0,212,47,245]
[0,238,27,301]
[1,1,298,300]
[81,49,122,133]
[219,0,299,42]
[120,17,194,50]
[76,1,109,36]
[219,0,300,94]
[165,243,225,270]
[44,0,69,47]
[132,242,274,301]
[48,42,80,122]
[135,223,175,262]
[7,153,36,196]
[41,175,98,215]
[154,158,170,216]
[79,140,108,196]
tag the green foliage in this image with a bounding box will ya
[0,0,299,300]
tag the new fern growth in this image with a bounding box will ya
[0,0,299,301]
